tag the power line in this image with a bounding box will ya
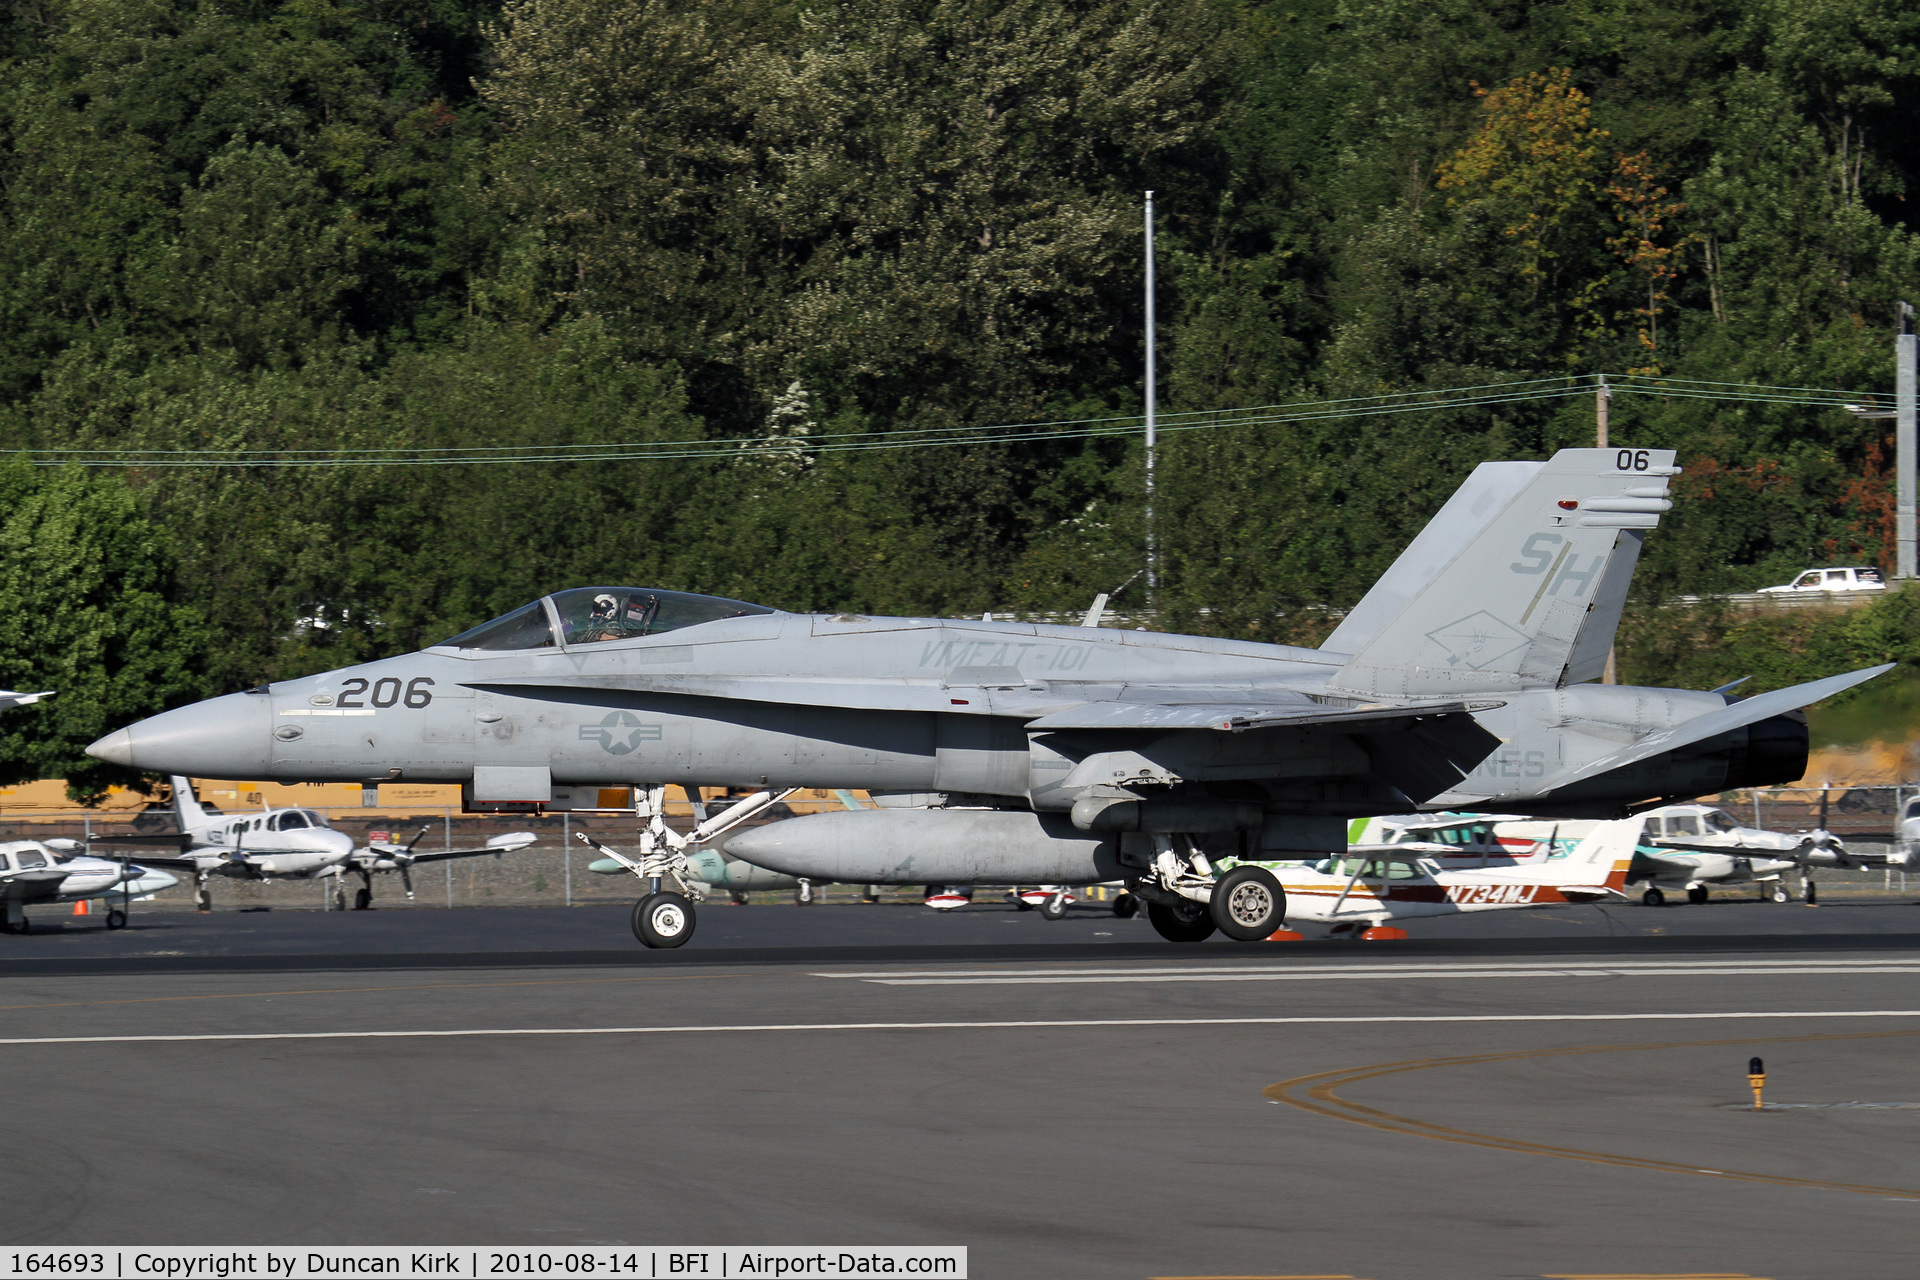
[24,373,1896,469]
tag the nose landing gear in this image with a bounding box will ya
[582,783,801,948]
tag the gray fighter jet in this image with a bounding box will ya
[87,448,1887,947]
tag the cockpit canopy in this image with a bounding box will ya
[438,587,776,652]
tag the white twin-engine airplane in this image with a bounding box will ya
[1235,818,1638,939]
[89,776,535,910]
[1,840,178,933]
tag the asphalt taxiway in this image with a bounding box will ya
[5,905,1920,1279]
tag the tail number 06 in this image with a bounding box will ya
[337,676,435,709]
[1615,449,1650,471]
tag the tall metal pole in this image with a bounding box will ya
[1599,374,1615,683]
[1144,190,1157,600]
[1899,301,1916,580]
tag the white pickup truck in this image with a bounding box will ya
[1757,566,1887,594]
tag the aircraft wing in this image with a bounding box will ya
[1344,841,1453,863]
[1024,697,1502,732]
[86,832,195,847]
[361,832,537,865]
[0,867,69,887]
[0,689,53,711]
[1541,664,1893,792]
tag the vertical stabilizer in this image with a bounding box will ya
[169,774,212,832]
[1322,462,1541,656]
[1561,816,1642,892]
[1327,448,1677,696]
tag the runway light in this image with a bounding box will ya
[1749,1056,1767,1110]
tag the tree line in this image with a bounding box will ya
[1,0,1915,795]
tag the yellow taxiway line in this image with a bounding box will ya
[1265,1029,1920,1198]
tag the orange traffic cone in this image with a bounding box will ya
[72,899,90,916]
[1360,925,1409,941]
[1265,929,1306,941]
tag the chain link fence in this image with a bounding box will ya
[7,784,1915,912]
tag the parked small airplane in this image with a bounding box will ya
[1,839,177,932]
[1504,798,1919,905]
[1232,818,1638,940]
[89,776,534,910]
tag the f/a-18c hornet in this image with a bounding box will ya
[87,448,1888,947]
[90,776,533,910]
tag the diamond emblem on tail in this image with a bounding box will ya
[1425,611,1530,669]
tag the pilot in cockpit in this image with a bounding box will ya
[577,593,626,643]
[576,591,662,643]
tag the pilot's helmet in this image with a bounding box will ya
[590,593,618,620]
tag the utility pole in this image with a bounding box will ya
[1144,190,1157,601]
[1599,373,1616,683]
[1900,301,1916,580]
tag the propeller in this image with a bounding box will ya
[396,825,428,899]
[1798,787,1841,860]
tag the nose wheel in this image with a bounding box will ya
[633,892,696,948]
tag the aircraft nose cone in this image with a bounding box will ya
[87,728,135,767]
[84,693,273,777]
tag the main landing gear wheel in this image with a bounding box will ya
[633,892,696,948]
[353,887,373,910]
[1146,897,1217,943]
[1803,880,1818,905]
[1641,887,1666,907]
[1687,886,1709,905]
[1211,866,1286,941]
[1112,892,1141,919]
[794,880,814,906]
[105,907,128,930]
[1039,893,1068,921]
[1769,884,1790,903]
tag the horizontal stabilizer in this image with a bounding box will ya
[1545,666,1892,791]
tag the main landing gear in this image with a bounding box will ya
[1129,836,1287,944]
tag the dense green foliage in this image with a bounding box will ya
[2,0,1919,785]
